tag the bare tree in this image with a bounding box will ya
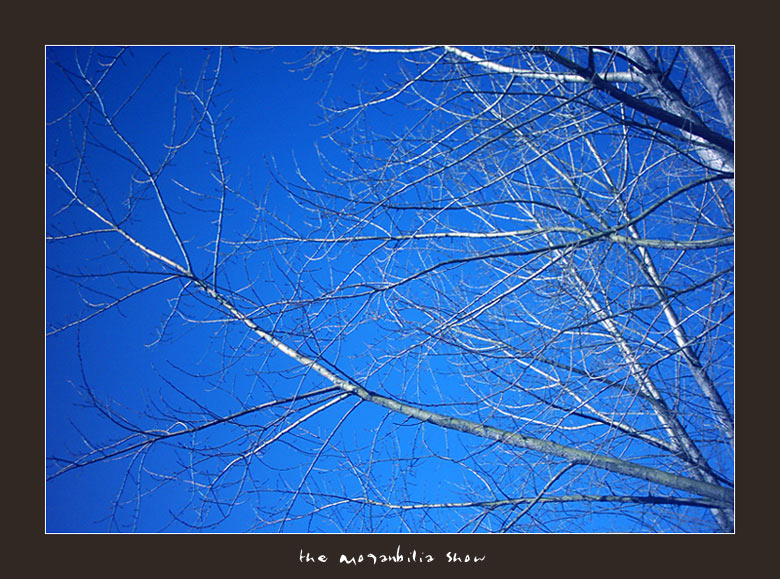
[46,45,734,532]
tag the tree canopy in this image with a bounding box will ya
[46,46,734,533]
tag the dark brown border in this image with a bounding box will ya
[27,2,760,577]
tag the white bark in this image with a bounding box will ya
[625,46,734,187]
[443,45,639,84]
[683,46,734,140]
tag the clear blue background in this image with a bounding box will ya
[46,46,733,533]
[46,46,460,532]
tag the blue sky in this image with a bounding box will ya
[47,46,331,531]
[46,46,734,533]
[46,46,461,532]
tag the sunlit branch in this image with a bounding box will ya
[47,166,190,275]
[443,45,639,84]
[260,228,733,250]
